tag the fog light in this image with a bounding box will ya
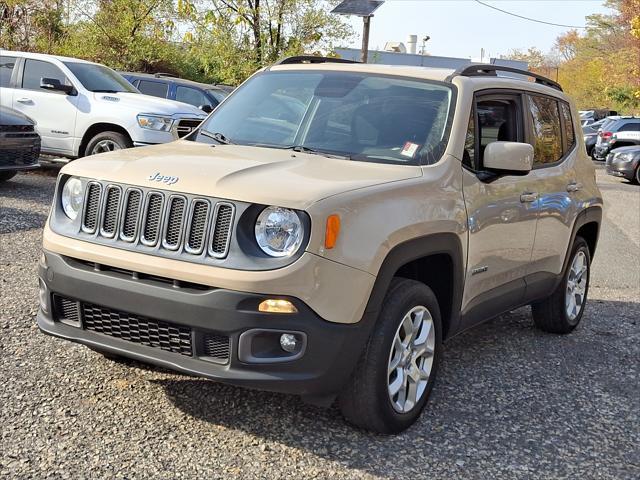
[280,334,298,353]
[258,299,298,314]
[38,280,48,314]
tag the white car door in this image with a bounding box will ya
[12,58,79,155]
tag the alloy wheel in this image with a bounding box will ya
[565,250,588,322]
[91,140,121,155]
[387,305,435,414]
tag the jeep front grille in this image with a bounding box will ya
[79,181,234,259]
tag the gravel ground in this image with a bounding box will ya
[1,167,638,479]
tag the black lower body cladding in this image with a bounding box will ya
[37,251,375,401]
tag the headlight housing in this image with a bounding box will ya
[615,152,635,162]
[61,177,83,220]
[137,114,173,132]
[255,206,304,257]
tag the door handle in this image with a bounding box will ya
[16,97,33,104]
[567,182,583,192]
[520,192,538,203]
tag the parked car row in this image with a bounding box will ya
[592,117,640,161]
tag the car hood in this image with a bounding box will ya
[612,145,640,155]
[61,141,423,209]
[0,105,36,126]
[92,92,206,117]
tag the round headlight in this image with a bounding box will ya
[61,177,83,220]
[255,206,304,257]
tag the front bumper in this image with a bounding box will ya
[0,134,40,171]
[606,157,636,180]
[37,251,376,399]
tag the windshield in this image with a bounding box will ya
[196,71,454,165]
[64,62,138,93]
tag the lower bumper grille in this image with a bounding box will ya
[52,295,229,362]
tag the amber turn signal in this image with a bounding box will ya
[324,214,341,249]
[258,299,298,314]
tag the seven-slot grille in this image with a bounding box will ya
[80,182,234,259]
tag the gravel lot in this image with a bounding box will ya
[1,167,638,479]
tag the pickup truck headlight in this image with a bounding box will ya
[137,114,173,132]
[255,206,304,257]
[61,177,83,220]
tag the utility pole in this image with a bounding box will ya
[361,16,371,63]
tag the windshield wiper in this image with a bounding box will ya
[288,145,350,160]
[199,130,233,145]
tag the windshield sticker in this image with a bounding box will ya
[401,142,420,158]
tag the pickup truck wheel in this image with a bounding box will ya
[532,236,591,334]
[339,278,442,434]
[0,170,17,182]
[85,131,132,157]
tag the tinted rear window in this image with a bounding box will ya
[528,95,562,165]
[137,80,168,98]
[0,56,16,88]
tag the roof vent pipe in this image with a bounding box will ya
[407,35,417,55]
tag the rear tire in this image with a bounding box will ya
[84,131,132,157]
[339,278,442,434]
[532,236,591,334]
[0,170,17,182]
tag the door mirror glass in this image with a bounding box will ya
[483,141,534,173]
[199,104,214,113]
[40,77,74,94]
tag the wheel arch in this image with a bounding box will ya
[78,123,133,157]
[364,233,465,340]
[564,206,602,274]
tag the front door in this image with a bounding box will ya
[11,58,79,155]
[460,92,539,325]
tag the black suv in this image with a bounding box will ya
[0,106,40,182]
[120,72,230,113]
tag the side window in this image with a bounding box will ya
[0,56,17,87]
[528,95,563,166]
[462,107,475,169]
[560,102,575,149]
[22,59,70,91]
[137,80,168,98]
[618,122,640,132]
[476,97,521,166]
[176,86,208,107]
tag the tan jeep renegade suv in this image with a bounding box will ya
[38,57,603,433]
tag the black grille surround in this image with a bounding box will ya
[52,295,230,363]
[75,180,236,262]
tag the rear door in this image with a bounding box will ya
[12,58,79,155]
[0,55,18,108]
[461,91,539,325]
[525,94,580,295]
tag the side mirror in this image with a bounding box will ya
[483,141,534,174]
[199,104,214,113]
[40,77,74,95]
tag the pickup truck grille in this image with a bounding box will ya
[175,119,202,138]
[80,181,234,259]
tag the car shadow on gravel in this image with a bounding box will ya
[152,300,638,477]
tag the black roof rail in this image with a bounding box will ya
[154,72,178,78]
[274,55,359,65]
[450,64,563,92]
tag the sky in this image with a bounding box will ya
[343,0,612,59]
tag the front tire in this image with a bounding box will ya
[339,278,442,434]
[633,165,640,185]
[0,170,17,182]
[532,236,591,334]
[84,131,132,157]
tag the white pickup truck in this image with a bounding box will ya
[0,51,207,159]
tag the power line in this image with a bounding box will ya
[474,1,586,29]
